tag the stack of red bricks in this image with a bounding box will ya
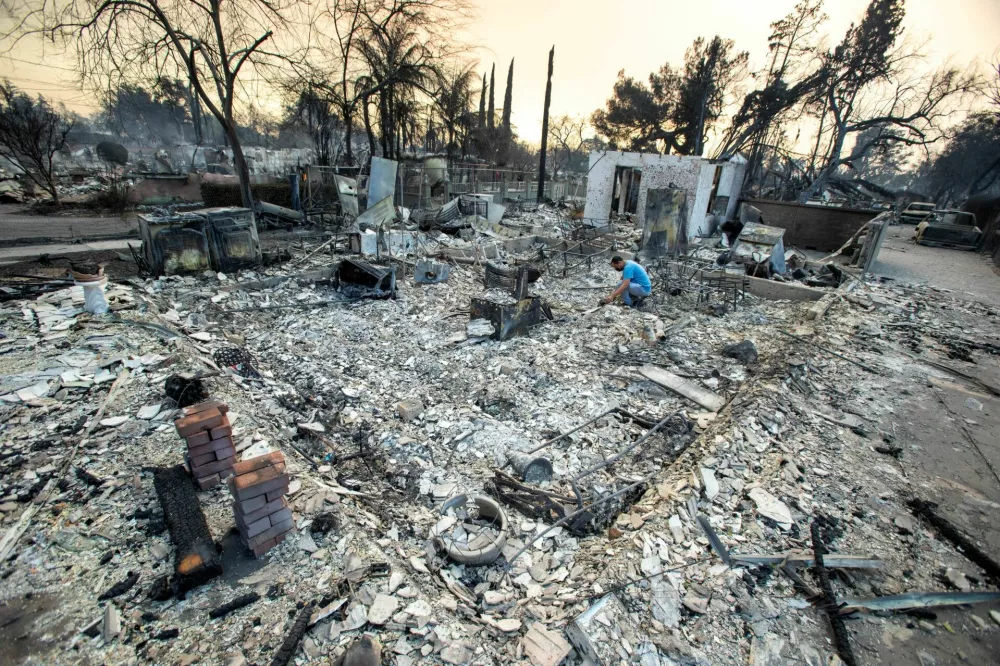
[228,452,293,556]
[174,400,236,490]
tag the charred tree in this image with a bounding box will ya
[537,46,554,202]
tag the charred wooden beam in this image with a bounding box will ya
[153,465,222,596]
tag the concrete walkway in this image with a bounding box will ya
[871,225,1000,307]
[0,205,138,244]
[0,239,135,266]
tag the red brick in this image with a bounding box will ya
[241,515,272,538]
[215,445,236,462]
[266,507,293,527]
[183,400,229,417]
[209,423,232,440]
[175,409,225,438]
[233,464,282,492]
[247,516,294,549]
[191,451,217,467]
[234,491,269,513]
[235,474,288,502]
[234,496,288,524]
[185,431,211,448]
[265,484,290,502]
[175,407,220,432]
[232,451,286,477]
[251,527,291,557]
[251,537,277,557]
[188,436,232,458]
[220,467,234,480]
[196,473,221,490]
[192,457,236,478]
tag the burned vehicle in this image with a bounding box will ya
[914,210,981,251]
[898,201,935,225]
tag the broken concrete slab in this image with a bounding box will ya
[748,487,793,529]
[521,623,572,666]
[641,552,680,629]
[367,594,398,625]
[639,365,725,411]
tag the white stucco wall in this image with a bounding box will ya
[714,155,747,220]
[583,151,745,242]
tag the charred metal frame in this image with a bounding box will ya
[469,296,552,340]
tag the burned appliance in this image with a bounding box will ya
[335,258,396,299]
[138,211,213,275]
[470,296,552,341]
[414,259,451,284]
[474,261,549,340]
[731,222,786,276]
[484,262,532,301]
[199,207,262,272]
[139,207,261,276]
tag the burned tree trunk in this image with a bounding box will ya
[537,46,554,202]
[227,129,255,209]
[343,106,354,166]
[362,96,376,159]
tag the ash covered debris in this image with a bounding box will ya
[1,189,999,666]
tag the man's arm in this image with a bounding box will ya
[602,278,630,305]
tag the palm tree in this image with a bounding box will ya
[358,18,437,160]
[433,64,478,163]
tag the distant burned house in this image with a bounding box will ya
[583,152,746,257]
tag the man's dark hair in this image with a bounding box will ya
[611,255,624,264]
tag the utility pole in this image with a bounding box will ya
[537,46,554,203]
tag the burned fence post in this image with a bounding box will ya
[810,516,857,666]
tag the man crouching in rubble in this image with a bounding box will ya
[602,255,652,307]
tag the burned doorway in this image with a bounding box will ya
[642,188,688,258]
[610,166,642,217]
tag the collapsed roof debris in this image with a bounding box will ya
[2,178,1000,666]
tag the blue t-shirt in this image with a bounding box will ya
[622,260,651,290]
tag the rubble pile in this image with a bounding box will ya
[1,210,1000,666]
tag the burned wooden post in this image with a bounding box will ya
[537,46,554,202]
[153,465,223,596]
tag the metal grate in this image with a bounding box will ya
[484,263,529,300]
[457,195,488,217]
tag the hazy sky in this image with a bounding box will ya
[466,0,1000,143]
[0,0,997,145]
